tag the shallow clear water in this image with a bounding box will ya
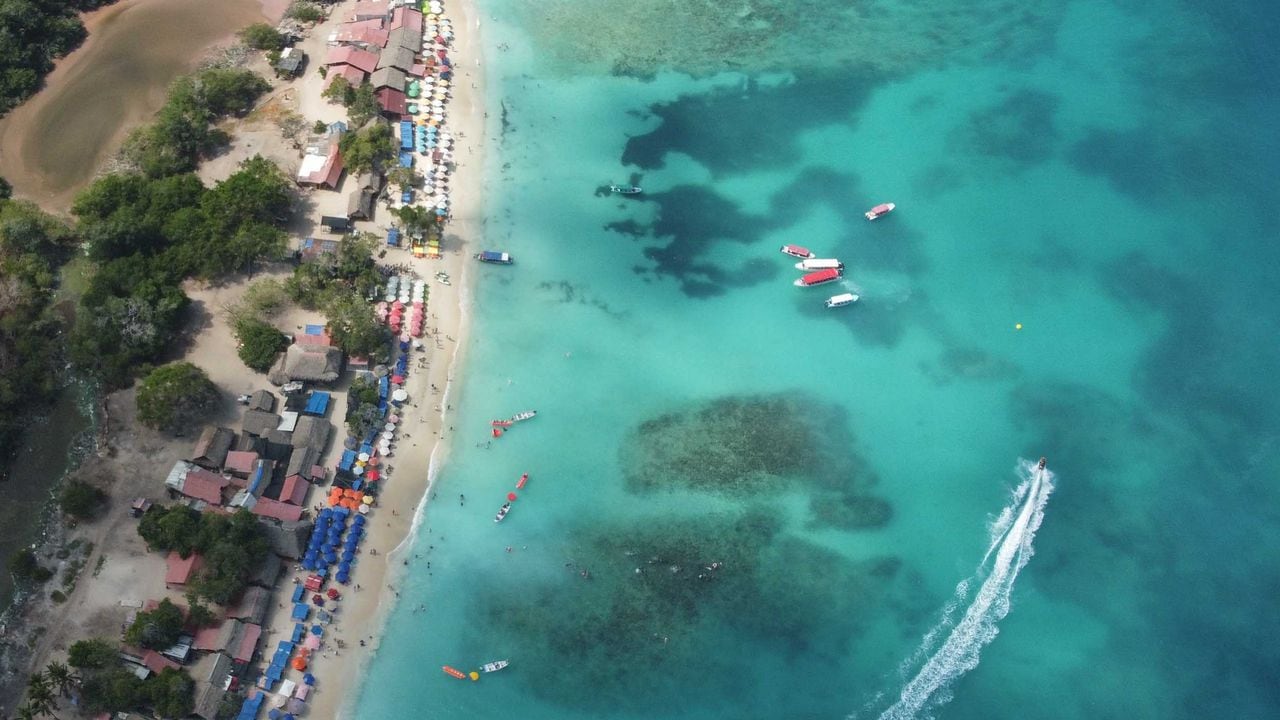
[355,1,1280,718]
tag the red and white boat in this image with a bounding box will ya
[794,268,842,287]
[780,244,815,259]
[864,202,895,220]
[516,473,529,489]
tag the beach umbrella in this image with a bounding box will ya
[352,514,367,527]
[390,375,404,385]
[310,625,323,636]
[269,710,282,720]
[358,505,370,514]
[365,470,380,482]
[326,587,340,600]
[311,594,324,605]
[303,673,316,686]
[292,657,308,671]
[341,549,356,563]
[393,388,409,402]
[336,570,350,584]
[358,452,370,462]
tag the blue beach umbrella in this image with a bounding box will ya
[310,625,323,636]
[341,550,356,563]
[335,571,350,584]
[303,673,315,685]
[352,514,366,526]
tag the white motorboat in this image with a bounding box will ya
[795,258,844,271]
[482,660,510,673]
[825,293,859,308]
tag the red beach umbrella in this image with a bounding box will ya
[326,588,341,600]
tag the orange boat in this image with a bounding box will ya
[442,665,466,679]
[516,473,528,489]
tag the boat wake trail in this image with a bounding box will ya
[869,458,1054,720]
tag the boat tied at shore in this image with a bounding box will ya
[482,660,510,673]
[794,268,843,287]
[780,244,816,259]
[865,202,896,220]
[475,250,512,264]
[825,292,859,308]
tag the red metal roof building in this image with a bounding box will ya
[279,474,311,506]
[233,622,263,664]
[165,552,203,588]
[324,46,379,75]
[224,451,260,477]
[142,650,180,674]
[375,87,408,116]
[389,7,423,33]
[180,467,230,506]
[334,24,389,48]
[250,497,305,523]
[296,144,346,190]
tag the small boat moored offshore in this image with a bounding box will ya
[794,268,843,287]
[482,660,510,673]
[516,473,529,489]
[443,666,466,679]
[795,258,844,271]
[609,184,642,194]
[510,410,537,422]
[494,502,512,522]
[865,202,896,220]
[780,244,815,259]
[475,251,513,264]
[825,292,859,308]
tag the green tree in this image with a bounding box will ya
[394,204,437,236]
[238,23,285,51]
[59,480,106,520]
[184,592,216,628]
[9,548,53,584]
[44,662,76,698]
[324,291,390,361]
[137,505,202,555]
[241,278,289,318]
[25,673,57,718]
[14,703,37,720]
[79,666,145,715]
[286,2,325,23]
[387,166,416,192]
[147,668,195,718]
[312,119,327,134]
[338,123,395,175]
[135,362,220,434]
[124,597,185,649]
[234,317,288,372]
[346,82,380,126]
[322,75,352,105]
[67,639,118,670]
[0,176,12,199]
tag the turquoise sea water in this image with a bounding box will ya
[354,1,1280,718]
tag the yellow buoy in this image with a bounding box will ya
[1015,323,1023,330]
[469,671,480,681]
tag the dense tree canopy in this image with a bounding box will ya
[67,638,119,669]
[124,597,185,649]
[234,317,288,372]
[135,362,220,434]
[59,479,106,519]
[123,69,269,177]
[137,505,269,604]
[71,155,293,387]
[0,0,116,116]
[238,22,286,51]
[0,199,77,467]
[338,122,395,174]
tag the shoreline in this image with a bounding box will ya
[286,0,488,715]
